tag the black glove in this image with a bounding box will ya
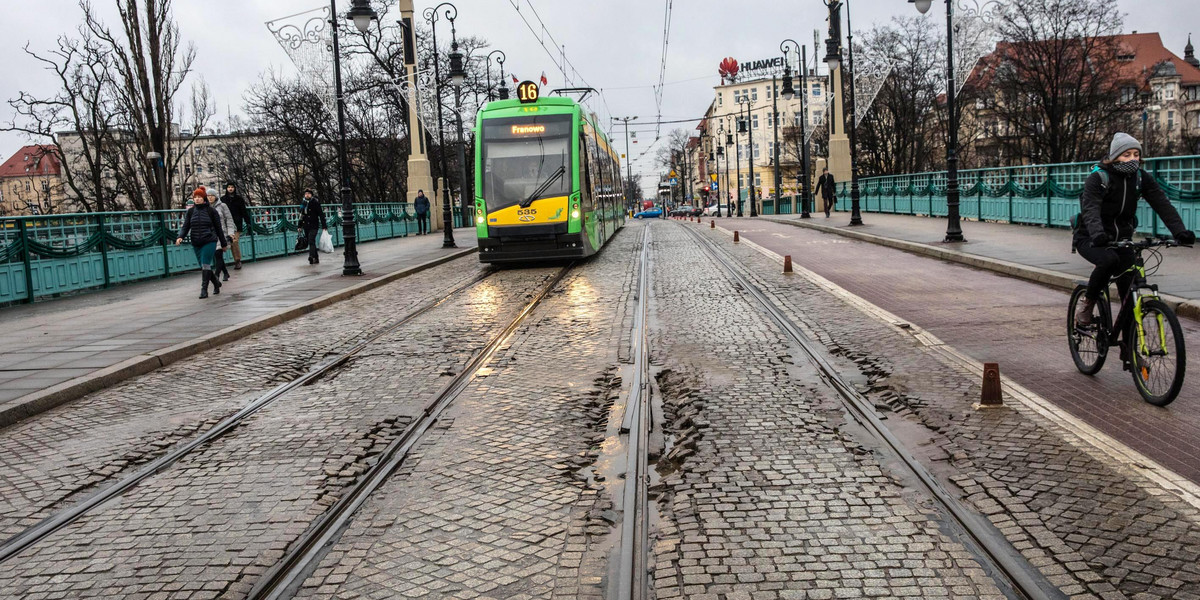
[1176,230,1196,246]
[1090,233,1110,248]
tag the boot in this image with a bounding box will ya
[234,261,242,270]
[210,270,222,295]
[1075,297,1096,327]
[199,271,209,299]
[222,271,230,282]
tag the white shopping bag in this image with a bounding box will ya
[317,229,334,254]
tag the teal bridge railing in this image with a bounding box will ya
[809,155,1200,233]
[0,203,466,305]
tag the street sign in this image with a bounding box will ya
[670,178,678,186]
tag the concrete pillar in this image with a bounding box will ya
[400,0,438,230]
[826,64,852,189]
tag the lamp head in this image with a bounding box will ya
[448,44,466,88]
[347,0,379,33]
[909,0,933,14]
[824,37,841,71]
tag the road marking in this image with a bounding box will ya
[721,225,1200,510]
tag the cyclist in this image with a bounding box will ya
[1074,132,1194,331]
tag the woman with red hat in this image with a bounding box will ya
[176,187,230,299]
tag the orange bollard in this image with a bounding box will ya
[783,255,793,273]
[733,231,740,243]
[981,363,1003,406]
[710,220,715,228]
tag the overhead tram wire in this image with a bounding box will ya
[505,0,614,125]
[652,0,675,141]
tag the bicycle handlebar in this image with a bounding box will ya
[1109,238,1192,250]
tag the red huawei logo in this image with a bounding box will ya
[718,57,739,83]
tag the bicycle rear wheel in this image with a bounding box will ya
[1068,286,1109,375]
[1129,298,1186,406]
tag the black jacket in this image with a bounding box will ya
[222,192,249,232]
[815,173,836,201]
[1075,165,1186,243]
[299,197,328,230]
[414,194,431,215]
[179,204,227,247]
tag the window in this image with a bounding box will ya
[718,92,723,106]
[768,141,775,157]
[738,174,744,187]
[1120,86,1137,104]
[751,87,758,101]
[752,115,759,130]
[753,142,760,159]
[1165,86,1175,101]
[1168,111,1175,129]
[794,113,803,127]
[754,173,762,187]
[812,83,821,96]
[813,110,824,125]
[733,90,740,103]
[41,181,49,193]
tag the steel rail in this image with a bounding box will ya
[678,223,1065,600]
[247,263,575,600]
[612,225,653,600]
[0,265,492,565]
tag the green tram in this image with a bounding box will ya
[473,82,624,262]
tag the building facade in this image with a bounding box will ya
[688,60,829,208]
[0,145,65,216]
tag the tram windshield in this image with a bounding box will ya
[481,115,573,212]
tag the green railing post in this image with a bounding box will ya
[248,211,258,262]
[978,182,984,222]
[18,218,34,304]
[1008,187,1015,225]
[159,212,172,277]
[1046,169,1054,227]
[1151,160,1161,236]
[97,213,111,288]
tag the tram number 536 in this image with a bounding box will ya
[517,81,539,104]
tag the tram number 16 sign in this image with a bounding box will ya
[517,81,540,104]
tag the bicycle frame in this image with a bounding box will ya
[1110,257,1169,357]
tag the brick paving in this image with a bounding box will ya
[648,222,1005,600]
[701,220,1200,599]
[0,266,557,599]
[292,223,643,600]
[723,217,1200,485]
[0,229,474,409]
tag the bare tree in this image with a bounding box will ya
[987,0,1131,164]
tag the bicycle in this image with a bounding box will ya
[1067,238,1188,406]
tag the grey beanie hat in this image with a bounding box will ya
[1107,132,1142,161]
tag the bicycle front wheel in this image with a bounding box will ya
[1068,286,1109,375]
[1129,298,1186,406]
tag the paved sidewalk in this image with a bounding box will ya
[773,211,1200,302]
[0,229,476,426]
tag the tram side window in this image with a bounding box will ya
[579,135,595,212]
[587,133,605,212]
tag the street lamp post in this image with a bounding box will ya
[485,50,507,101]
[736,96,757,217]
[825,0,863,227]
[771,74,781,215]
[910,0,966,242]
[715,137,724,218]
[781,40,813,219]
[423,2,458,248]
[613,116,638,211]
[448,31,471,230]
[330,0,376,275]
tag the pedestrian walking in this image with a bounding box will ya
[222,182,249,269]
[414,189,431,235]
[815,167,836,218]
[211,192,235,282]
[176,187,229,299]
[1074,133,1194,338]
[299,188,328,265]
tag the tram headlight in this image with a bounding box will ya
[476,216,485,224]
[571,210,580,219]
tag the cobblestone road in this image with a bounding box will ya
[0,258,486,541]
[3,219,1198,599]
[0,264,559,599]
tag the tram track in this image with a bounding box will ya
[677,222,1066,600]
[0,264,513,566]
[610,225,654,600]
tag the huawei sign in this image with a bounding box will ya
[718,57,739,82]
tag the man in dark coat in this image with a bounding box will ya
[815,167,836,218]
[299,189,328,265]
[222,182,250,269]
[414,189,431,235]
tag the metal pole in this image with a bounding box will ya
[424,3,458,248]
[454,79,469,229]
[330,0,363,274]
[735,116,743,217]
[844,0,863,226]
[747,100,757,217]
[722,130,730,217]
[800,45,812,218]
[942,0,964,241]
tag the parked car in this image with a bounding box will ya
[669,205,695,217]
[633,207,663,219]
[702,204,721,216]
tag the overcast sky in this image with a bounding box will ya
[1,0,1195,192]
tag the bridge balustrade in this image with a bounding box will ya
[837,156,1200,234]
[0,202,460,305]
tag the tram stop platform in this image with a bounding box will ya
[0,229,476,428]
